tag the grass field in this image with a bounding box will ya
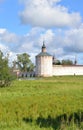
[0,76,83,130]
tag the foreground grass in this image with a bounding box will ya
[0,76,83,130]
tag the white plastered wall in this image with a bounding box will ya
[53,65,83,76]
[36,56,52,77]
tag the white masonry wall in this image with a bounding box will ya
[53,65,83,76]
[36,56,52,77]
[35,56,41,76]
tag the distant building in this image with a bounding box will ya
[35,43,83,77]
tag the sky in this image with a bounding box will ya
[0,0,83,65]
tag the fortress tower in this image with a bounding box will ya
[36,42,52,77]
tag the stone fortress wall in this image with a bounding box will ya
[36,43,83,77]
[53,65,83,76]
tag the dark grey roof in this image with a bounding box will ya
[36,52,52,57]
[42,43,46,48]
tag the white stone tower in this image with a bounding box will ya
[36,42,52,77]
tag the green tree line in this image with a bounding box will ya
[0,51,34,87]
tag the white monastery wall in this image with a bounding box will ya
[36,44,83,77]
[53,65,83,76]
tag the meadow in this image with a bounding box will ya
[0,76,83,130]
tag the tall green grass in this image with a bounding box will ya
[0,76,83,130]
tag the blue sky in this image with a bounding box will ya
[0,0,83,65]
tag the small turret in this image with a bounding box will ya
[74,55,77,65]
[52,55,55,65]
[42,41,46,52]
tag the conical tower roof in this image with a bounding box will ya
[36,42,52,57]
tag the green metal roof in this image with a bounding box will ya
[36,52,52,57]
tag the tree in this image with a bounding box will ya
[53,60,61,65]
[16,53,34,72]
[0,51,12,87]
[61,59,73,65]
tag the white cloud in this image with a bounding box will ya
[0,28,6,34]
[0,42,17,65]
[0,26,83,64]
[40,30,55,44]
[48,0,61,5]
[0,43,8,53]
[63,24,83,53]
[0,28,19,43]
[19,0,81,28]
